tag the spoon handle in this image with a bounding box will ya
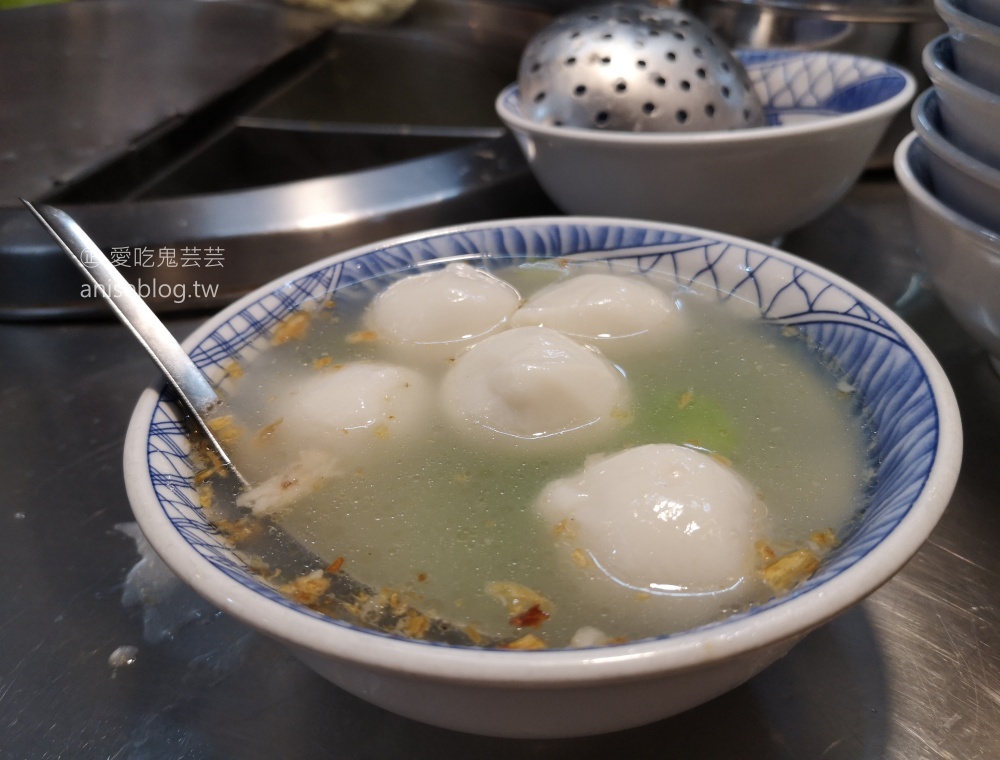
[22,200,248,487]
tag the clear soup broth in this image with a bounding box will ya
[201,259,870,649]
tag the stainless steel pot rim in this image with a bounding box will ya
[694,0,940,23]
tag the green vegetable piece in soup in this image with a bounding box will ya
[641,389,737,457]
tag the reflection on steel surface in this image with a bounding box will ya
[0,0,554,317]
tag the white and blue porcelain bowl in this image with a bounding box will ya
[924,34,1000,168]
[495,50,915,242]
[935,0,1000,92]
[895,132,1000,373]
[124,218,961,738]
[911,87,1000,232]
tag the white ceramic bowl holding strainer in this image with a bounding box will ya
[497,49,915,242]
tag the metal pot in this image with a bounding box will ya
[682,0,946,166]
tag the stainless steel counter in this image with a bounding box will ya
[2,172,999,758]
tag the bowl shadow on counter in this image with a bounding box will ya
[172,605,890,758]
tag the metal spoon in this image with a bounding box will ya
[21,199,250,488]
[22,199,491,646]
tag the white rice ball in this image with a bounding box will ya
[510,272,681,359]
[536,443,763,594]
[440,326,629,452]
[268,361,433,465]
[366,262,521,366]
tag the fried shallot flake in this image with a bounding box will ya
[570,548,590,569]
[279,569,331,606]
[223,361,244,379]
[399,610,431,639]
[756,540,777,564]
[678,389,695,410]
[271,311,311,345]
[196,483,214,510]
[509,604,550,628]
[552,518,577,540]
[501,633,547,650]
[207,415,244,445]
[254,418,283,444]
[326,556,345,574]
[762,548,821,593]
[610,407,633,423]
[341,590,372,619]
[194,467,216,484]
[245,556,278,579]
[346,329,378,345]
[313,355,334,369]
[194,448,227,483]
[215,517,261,543]
[809,528,838,551]
[486,581,552,616]
[374,588,409,617]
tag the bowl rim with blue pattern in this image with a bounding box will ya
[123,216,961,689]
[496,49,916,143]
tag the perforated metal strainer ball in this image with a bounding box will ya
[517,3,766,133]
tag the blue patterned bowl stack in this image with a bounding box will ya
[911,88,1000,231]
[934,0,1000,91]
[923,34,1000,168]
[895,133,1000,373]
[894,0,1000,368]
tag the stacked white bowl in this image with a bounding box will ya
[895,0,1000,373]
